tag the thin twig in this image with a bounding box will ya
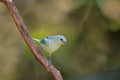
[0,0,63,80]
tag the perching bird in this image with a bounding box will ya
[33,35,67,63]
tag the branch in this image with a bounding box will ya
[0,0,63,80]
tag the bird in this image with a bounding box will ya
[33,35,67,64]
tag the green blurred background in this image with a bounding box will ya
[1,0,120,80]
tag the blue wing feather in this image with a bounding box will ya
[40,36,53,44]
[46,36,54,39]
[40,39,46,44]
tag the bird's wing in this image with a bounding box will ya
[40,36,53,44]
[46,36,54,39]
[40,36,56,47]
[40,38,47,44]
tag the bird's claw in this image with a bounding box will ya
[48,60,52,66]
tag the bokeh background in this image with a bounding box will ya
[0,0,120,80]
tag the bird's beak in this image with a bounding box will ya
[62,40,67,45]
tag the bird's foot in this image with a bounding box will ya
[47,55,52,66]
[48,60,52,66]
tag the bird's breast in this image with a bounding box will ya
[40,40,61,53]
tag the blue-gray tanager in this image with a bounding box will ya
[33,35,67,63]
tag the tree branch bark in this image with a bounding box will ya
[0,0,63,80]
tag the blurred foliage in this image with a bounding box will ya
[1,0,120,80]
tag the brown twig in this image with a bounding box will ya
[0,0,63,80]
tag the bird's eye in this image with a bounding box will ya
[60,38,63,41]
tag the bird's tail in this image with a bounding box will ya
[32,38,40,42]
[32,38,41,48]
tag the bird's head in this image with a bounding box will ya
[56,35,67,45]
